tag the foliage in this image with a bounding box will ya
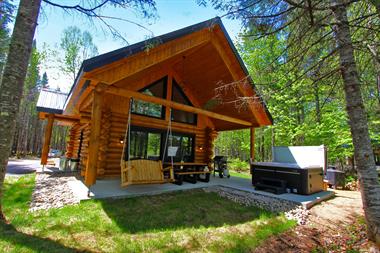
[228,158,249,173]
[0,175,295,252]
[345,175,358,185]
[59,26,98,82]
[213,1,379,167]
[11,41,46,156]
[0,0,15,76]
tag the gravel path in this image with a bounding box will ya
[30,173,80,212]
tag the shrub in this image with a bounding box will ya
[229,158,250,173]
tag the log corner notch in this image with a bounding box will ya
[41,113,54,165]
[85,83,107,187]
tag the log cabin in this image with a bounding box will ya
[37,17,273,188]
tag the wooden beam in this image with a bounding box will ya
[85,86,105,186]
[79,90,94,112]
[250,127,255,161]
[78,86,94,111]
[41,114,54,165]
[106,86,253,127]
[39,112,80,123]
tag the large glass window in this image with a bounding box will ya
[132,77,166,118]
[126,126,194,163]
[171,80,197,125]
[164,133,194,162]
[128,128,162,160]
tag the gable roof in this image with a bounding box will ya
[63,17,272,126]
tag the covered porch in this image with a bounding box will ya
[67,173,334,209]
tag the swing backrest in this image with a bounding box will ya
[121,159,165,186]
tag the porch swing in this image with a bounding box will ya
[120,98,175,187]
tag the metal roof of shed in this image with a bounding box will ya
[36,89,68,114]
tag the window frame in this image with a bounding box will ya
[125,125,195,162]
[131,76,167,119]
[171,80,198,125]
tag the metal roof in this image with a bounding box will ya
[36,89,68,114]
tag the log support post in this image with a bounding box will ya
[41,113,54,166]
[250,127,255,162]
[85,84,106,187]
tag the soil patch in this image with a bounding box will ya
[254,190,379,252]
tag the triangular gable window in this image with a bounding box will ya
[132,77,167,118]
[171,80,197,125]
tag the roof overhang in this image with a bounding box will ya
[62,17,273,130]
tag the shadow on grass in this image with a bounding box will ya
[99,189,273,234]
[0,222,93,253]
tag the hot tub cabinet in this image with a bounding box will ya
[251,162,324,195]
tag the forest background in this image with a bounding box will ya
[1,0,379,173]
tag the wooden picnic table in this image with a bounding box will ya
[163,162,211,185]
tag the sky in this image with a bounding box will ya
[34,0,243,92]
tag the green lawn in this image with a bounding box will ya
[229,170,251,179]
[0,175,295,253]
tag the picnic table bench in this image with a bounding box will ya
[164,162,211,185]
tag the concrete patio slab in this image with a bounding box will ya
[71,175,334,209]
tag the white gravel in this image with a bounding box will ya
[204,186,310,225]
[30,173,80,212]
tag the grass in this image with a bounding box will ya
[229,170,251,179]
[0,175,296,253]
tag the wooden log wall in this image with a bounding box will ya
[65,123,82,159]
[205,127,218,166]
[79,124,90,176]
[97,109,111,177]
[75,96,211,179]
[98,111,209,178]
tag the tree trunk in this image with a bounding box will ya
[331,0,380,245]
[0,0,41,221]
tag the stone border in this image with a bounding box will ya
[204,186,310,225]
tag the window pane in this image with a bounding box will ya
[171,110,197,125]
[128,129,161,160]
[129,131,148,160]
[132,78,166,118]
[171,80,197,124]
[165,134,194,162]
[132,100,163,118]
[147,133,161,160]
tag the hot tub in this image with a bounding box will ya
[250,146,326,195]
[251,162,324,195]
